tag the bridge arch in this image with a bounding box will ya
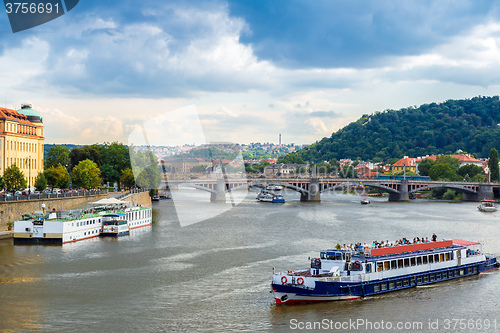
[227,182,311,195]
[409,184,476,194]
[179,184,217,194]
[320,182,400,194]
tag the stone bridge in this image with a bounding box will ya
[166,178,496,203]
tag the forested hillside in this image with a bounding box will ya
[296,96,500,163]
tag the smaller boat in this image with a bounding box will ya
[100,214,130,237]
[477,199,497,212]
[152,196,160,201]
[257,188,285,203]
[361,198,370,205]
[159,194,170,200]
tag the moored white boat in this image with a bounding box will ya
[271,238,498,304]
[13,205,152,245]
[100,214,130,237]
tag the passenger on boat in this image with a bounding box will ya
[432,233,437,242]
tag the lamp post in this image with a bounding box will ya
[25,156,31,193]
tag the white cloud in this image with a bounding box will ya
[3,4,500,145]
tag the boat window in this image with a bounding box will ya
[320,253,326,259]
[429,255,434,263]
[404,258,410,267]
[377,262,383,272]
[397,259,403,268]
[439,253,444,262]
[434,254,439,262]
[424,275,429,282]
[396,280,402,288]
[445,252,450,261]
[345,253,351,262]
[436,273,441,279]
[450,252,453,260]
[384,261,390,271]
[381,283,387,291]
[443,271,448,278]
[374,284,380,292]
[335,253,342,260]
[430,274,435,281]
[390,260,397,269]
[460,269,464,276]
[403,279,409,286]
[342,253,345,260]
[423,256,428,264]
[417,276,422,284]
[365,263,371,273]
[410,257,416,266]
[416,256,422,265]
[389,281,395,289]
[455,269,459,276]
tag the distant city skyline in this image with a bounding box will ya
[3,1,500,145]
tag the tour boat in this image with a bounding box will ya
[361,198,370,205]
[477,199,497,212]
[257,185,285,203]
[13,206,152,244]
[100,214,130,237]
[271,239,498,304]
[257,190,285,203]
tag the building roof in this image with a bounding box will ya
[0,107,35,126]
[393,157,417,167]
[420,154,481,163]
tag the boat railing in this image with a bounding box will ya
[318,274,363,283]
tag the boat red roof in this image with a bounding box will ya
[452,239,480,247]
[368,240,454,257]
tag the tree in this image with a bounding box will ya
[443,189,457,200]
[428,163,458,181]
[0,175,5,191]
[340,165,358,178]
[435,155,461,172]
[417,158,435,176]
[488,148,499,182]
[4,165,27,192]
[277,153,305,164]
[44,165,70,189]
[456,164,485,180]
[71,159,102,189]
[100,142,131,188]
[45,145,70,170]
[130,149,161,189]
[34,173,47,191]
[120,168,136,188]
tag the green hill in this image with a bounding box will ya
[295,95,500,163]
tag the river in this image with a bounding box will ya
[1,190,499,332]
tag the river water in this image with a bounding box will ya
[1,190,499,332]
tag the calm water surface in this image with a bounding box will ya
[1,190,499,332]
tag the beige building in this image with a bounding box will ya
[0,104,44,189]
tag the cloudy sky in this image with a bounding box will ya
[2,0,500,146]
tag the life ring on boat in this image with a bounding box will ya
[353,260,361,269]
[314,258,321,266]
[297,277,304,285]
[281,276,287,284]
